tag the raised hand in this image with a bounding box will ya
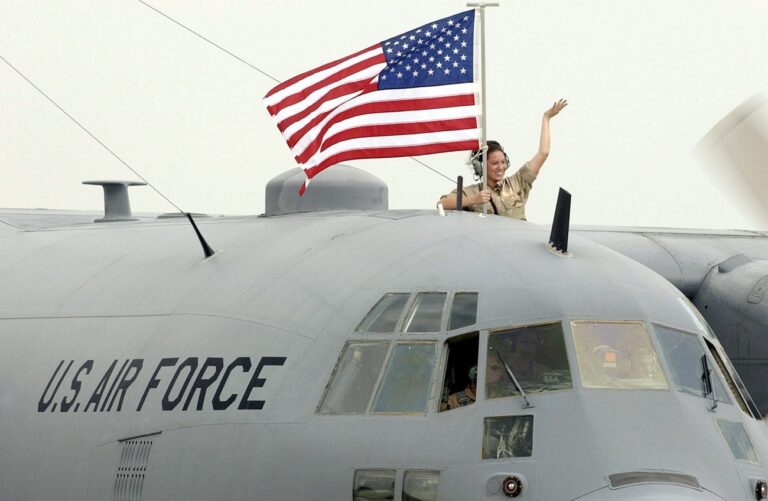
[544,99,568,119]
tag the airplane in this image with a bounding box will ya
[2,4,768,496]
[3,136,768,499]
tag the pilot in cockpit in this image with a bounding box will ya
[506,330,551,383]
[488,329,553,398]
[445,366,478,410]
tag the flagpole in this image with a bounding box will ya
[467,2,498,216]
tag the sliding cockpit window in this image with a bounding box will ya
[440,333,479,411]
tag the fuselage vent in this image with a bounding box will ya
[113,437,155,501]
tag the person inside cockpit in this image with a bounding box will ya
[445,366,477,410]
[437,99,568,220]
[507,329,551,382]
[488,328,552,398]
[485,359,510,399]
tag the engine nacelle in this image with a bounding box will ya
[693,255,768,414]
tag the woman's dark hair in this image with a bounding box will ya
[470,140,509,178]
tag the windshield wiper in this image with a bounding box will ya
[701,354,718,412]
[493,349,534,409]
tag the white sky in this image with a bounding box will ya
[2,0,768,228]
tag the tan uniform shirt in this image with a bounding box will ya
[446,387,476,410]
[441,163,537,220]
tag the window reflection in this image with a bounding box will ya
[403,470,439,501]
[482,415,534,459]
[716,418,759,463]
[572,321,667,390]
[654,325,730,403]
[486,323,572,398]
[357,293,409,332]
[354,470,396,501]
[318,342,389,415]
[373,343,436,413]
[404,292,447,332]
[449,292,478,330]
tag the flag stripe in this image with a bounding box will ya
[264,44,380,101]
[306,138,480,178]
[293,94,476,163]
[268,53,386,116]
[286,83,477,151]
[277,78,378,133]
[317,117,479,154]
[310,127,480,161]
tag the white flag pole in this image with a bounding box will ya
[467,2,498,216]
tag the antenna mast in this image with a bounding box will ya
[467,2,499,216]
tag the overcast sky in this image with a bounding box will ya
[2,0,767,228]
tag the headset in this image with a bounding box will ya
[468,140,510,180]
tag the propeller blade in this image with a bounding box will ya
[695,92,768,228]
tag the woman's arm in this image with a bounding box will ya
[438,190,491,210]
[529,99,568,175]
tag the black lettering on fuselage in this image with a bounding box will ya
[106,359,143,412]
[100,360,129,412]
[38,360,66,413]
[162,357,198,411]
[137,358,178,412]
[61,360,94,412]
[183,357,223,411]
[212,357,251,411]
[238,357,287,410]
[84,360,117,412]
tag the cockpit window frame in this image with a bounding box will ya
[356,291,479,335]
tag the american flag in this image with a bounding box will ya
[264,10,481,194]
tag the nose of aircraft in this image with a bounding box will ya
[575,484,725,500]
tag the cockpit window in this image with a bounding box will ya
[357,293,410,332]
[318,342,389,415]
[372,342,436,413]
[572,321,668,390]
[653,325,730,404]
[715,418,759,463]
[440,334,479,411]
[358,291,477,334]
[486,323,572,398]
[403,470,440,501]
[354,470,396,500]
[403,292,447,332]
[482,415,534,459]
[449,292,478,330]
